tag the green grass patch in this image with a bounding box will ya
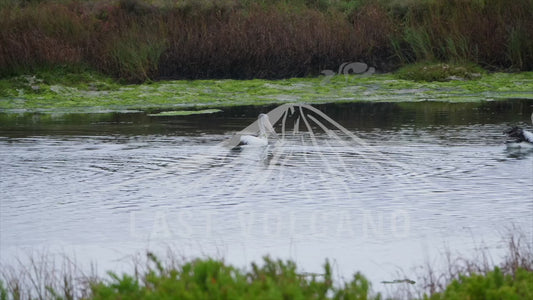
[1,71,532,113]
[426,267,533,300]
[89,255,380,300]
[0,67,119,98]
[395,62,485,82]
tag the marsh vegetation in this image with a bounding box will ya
[1,232,531,299]
[1,0,532,83]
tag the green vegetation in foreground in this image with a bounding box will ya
[147,109,222,116]
[91,263,533,300]
[90,256,378,300]
[0,70,532,114]
[425,267,533,300]
[0,233,531,299]
[1,255,532,300]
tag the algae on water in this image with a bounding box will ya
[0,72,532,114]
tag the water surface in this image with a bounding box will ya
[1,101,532,290]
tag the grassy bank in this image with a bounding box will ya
[1,233,531,299]
[1,0,532,82]
[0,70,532,113]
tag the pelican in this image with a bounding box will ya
[504,113,533,148]
[238,113,278,147]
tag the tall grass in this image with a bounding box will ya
[0,251,97,299]
[0,0,532,82]
[98,10,167,82]
[157,1,393,79]
[388,230,533,299]
[395,0,533,69]
[0,1,89,76]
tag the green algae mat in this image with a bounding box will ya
[0,72,532,114]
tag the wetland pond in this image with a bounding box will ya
[1,100,532,290]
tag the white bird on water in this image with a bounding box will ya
[238,113,278,147]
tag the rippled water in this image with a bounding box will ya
[1,101,532,289]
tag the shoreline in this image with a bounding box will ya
[1,72,532,114]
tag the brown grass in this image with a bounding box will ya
[0,0,531,82]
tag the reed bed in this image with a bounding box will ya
[0,0,532,82]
